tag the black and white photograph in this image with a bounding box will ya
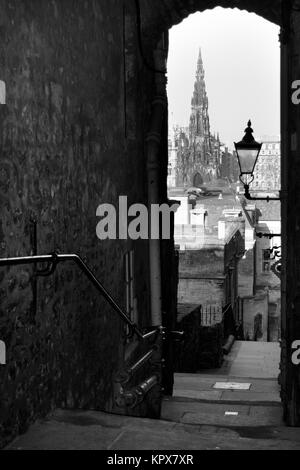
[0,0,300,456]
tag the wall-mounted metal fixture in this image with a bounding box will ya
[256,232,281,239]
[235,121,281,202]
[268,246,282,260]
[271,260,282,279]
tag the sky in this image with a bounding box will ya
[167,7,280,150]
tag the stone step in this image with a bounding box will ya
[172,373,281,405]
[162,399,284,427]
[6,408,300,450]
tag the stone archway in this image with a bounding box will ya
[140,1,282,48]
[141,0,300,426]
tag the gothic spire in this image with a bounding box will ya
[190,47,209,140]
[191,48,207,109]
[196,48,204,80]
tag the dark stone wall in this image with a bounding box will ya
[175,305,224,372]
[0,0,157,447]
[280,5,300,426]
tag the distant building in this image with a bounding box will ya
[220,147,240,183]
[238,199,281,342]
[167,135,177,188]
[170,190,245,316]
[168,125,188,188]
[170,184,281,342]
[251,136,281,191]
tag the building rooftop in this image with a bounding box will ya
[198,193,242,229]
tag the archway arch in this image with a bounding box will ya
[140,1,281,47]
[148,0,294,424]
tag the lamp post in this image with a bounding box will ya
[234,120,280,202]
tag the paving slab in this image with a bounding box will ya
[213,382,251,390]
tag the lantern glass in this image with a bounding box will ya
[235,147,261,174]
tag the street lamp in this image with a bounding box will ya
[234,120,280,202]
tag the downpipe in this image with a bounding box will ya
[146,41,168,327]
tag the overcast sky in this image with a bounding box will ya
[167,7,280,150]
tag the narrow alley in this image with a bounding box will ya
[1,0,300,454]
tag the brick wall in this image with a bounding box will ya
[179,248,224,276]
[178,278,225,306]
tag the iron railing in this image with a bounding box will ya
[0,253,158,341]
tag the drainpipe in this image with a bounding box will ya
[146,40,167,326]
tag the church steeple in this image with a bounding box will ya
[190,47,210,140]
[174,47,223,187]
[196,48,204,81]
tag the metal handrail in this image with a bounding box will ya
[0,253,158,341]
[118,374,159,408]
[115,346,158,385]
